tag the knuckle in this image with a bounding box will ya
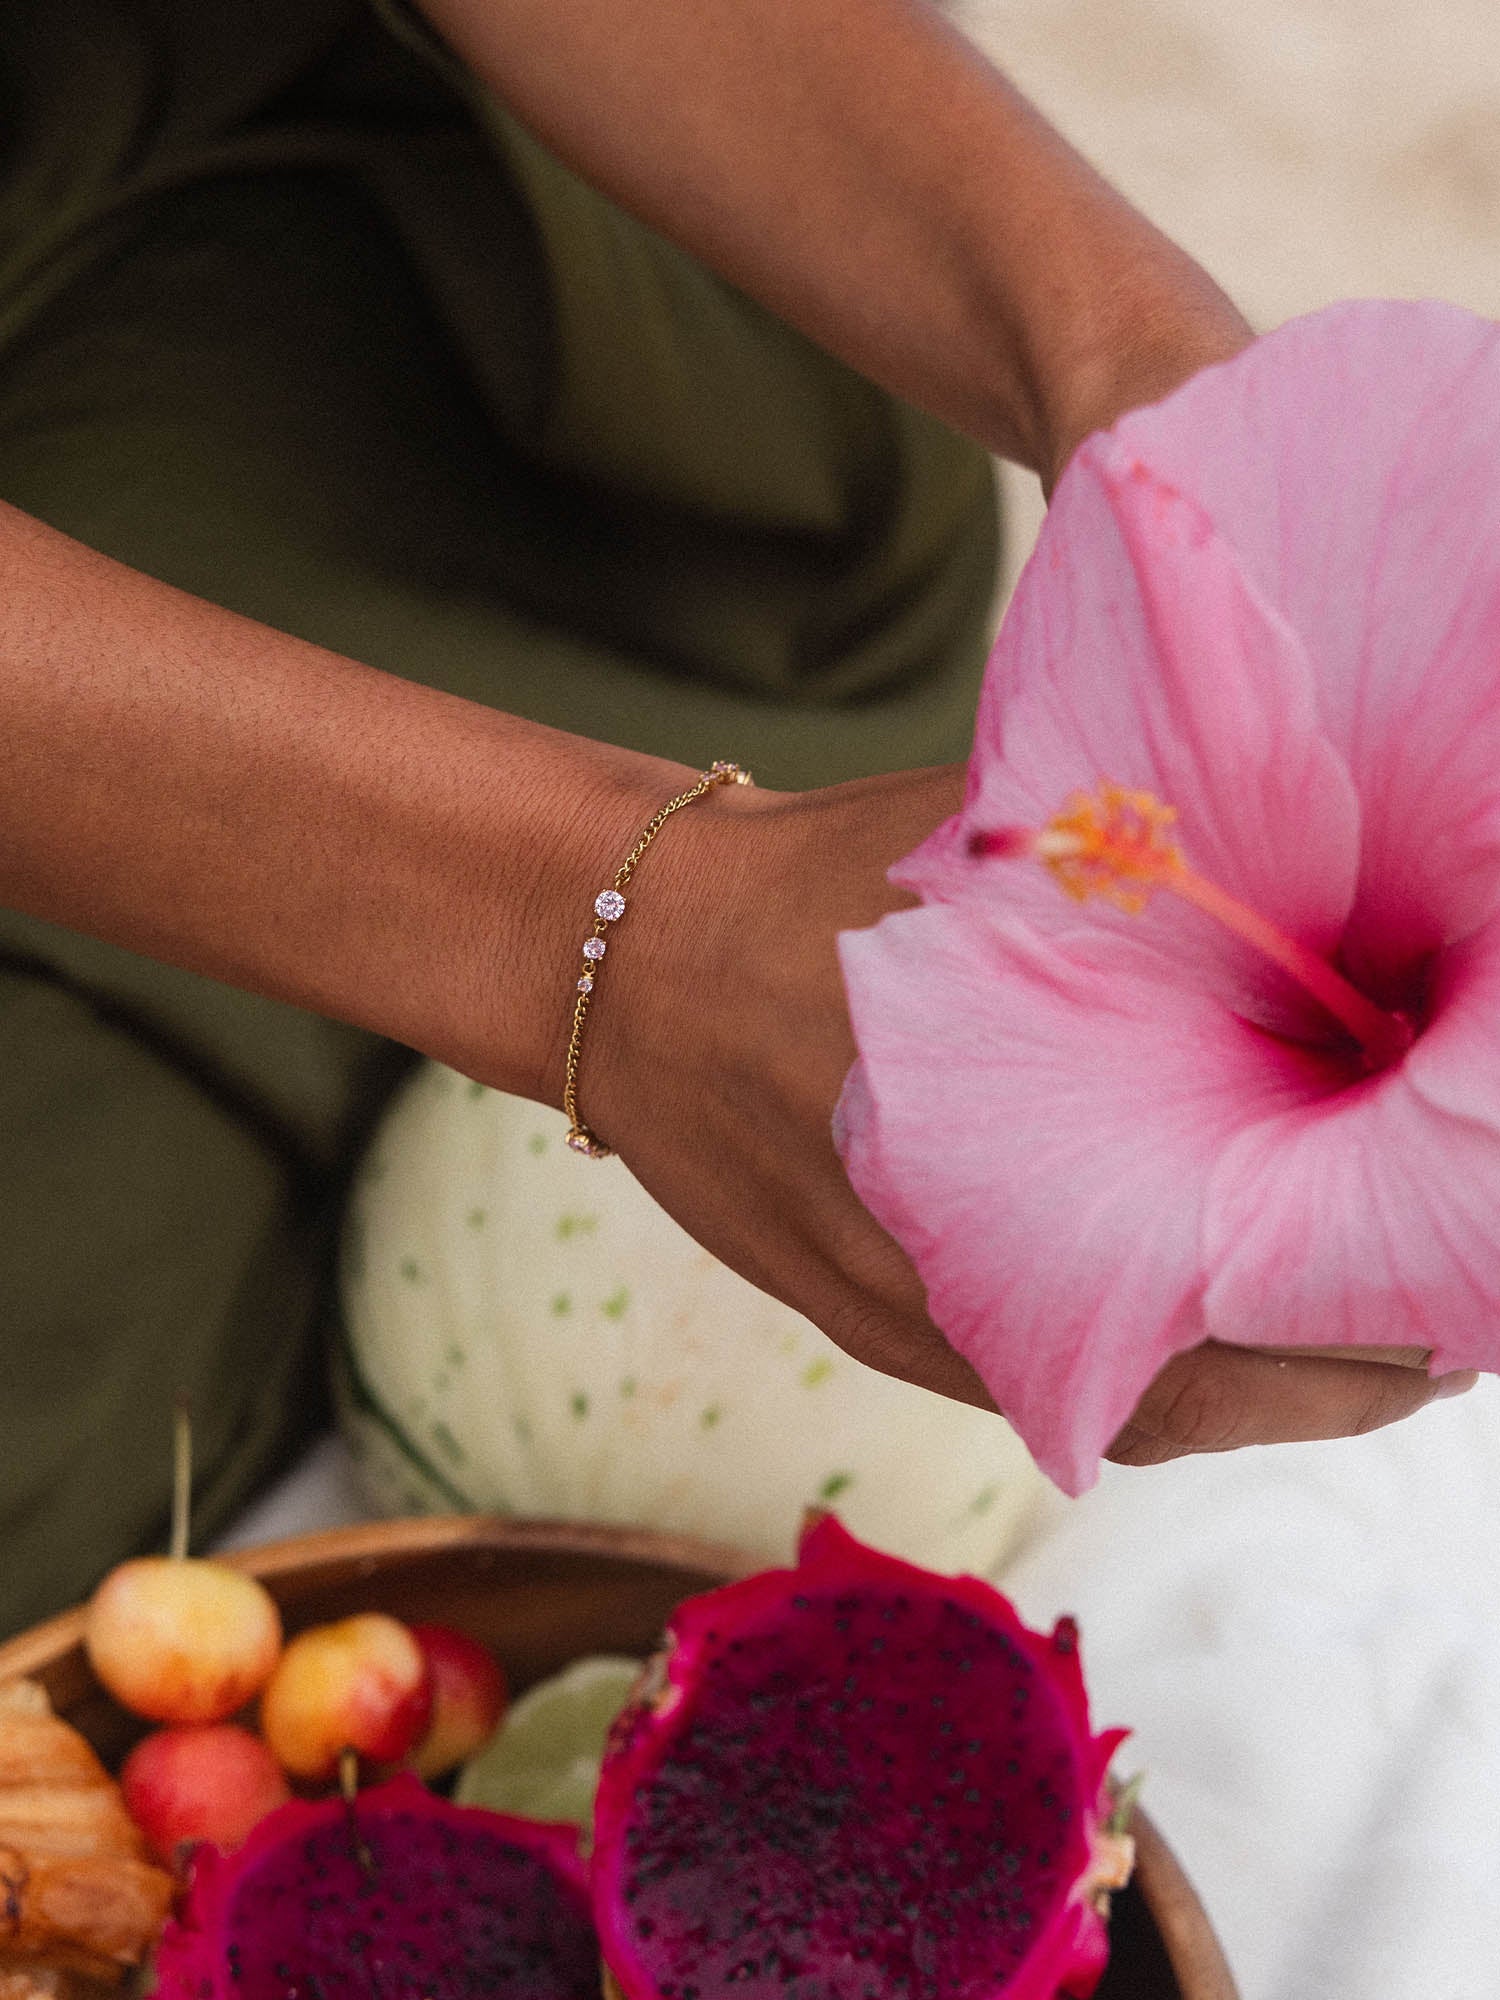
[1349,1370,1430,1439]
[1148,1362,1245,1454]
[1104,1421,1179,1468]
[823,1291,904,1372]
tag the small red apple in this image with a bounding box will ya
[120,1723,290,1861]
[407,1623,507,1778]
[259,1613,433,1781]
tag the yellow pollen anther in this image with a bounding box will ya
[1033,784,1183,914]
[971,777,1416,1070]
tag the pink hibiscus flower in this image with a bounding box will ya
[836,299,1500,1494]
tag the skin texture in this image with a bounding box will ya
[0,0,1464,1475]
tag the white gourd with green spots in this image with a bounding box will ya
[335,1063,1053,1573]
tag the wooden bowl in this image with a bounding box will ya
[0,1515,1239,2000]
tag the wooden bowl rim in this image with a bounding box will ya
[0,1515,761,1684]
[1126,1805,1239,2000]
[0,1514,1238,2000]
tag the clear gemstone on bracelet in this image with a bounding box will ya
[595,889,626,921]
[582,937,606,960]
[567,1126,612,1158]
[577,974,594,993]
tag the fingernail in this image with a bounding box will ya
[1433,1370,1479,1400]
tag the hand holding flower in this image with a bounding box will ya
[837,299,1500,1490]
[590,761,1455,1483]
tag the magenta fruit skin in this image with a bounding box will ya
[592,1515,1128,2000]
[152,1772,599,1998]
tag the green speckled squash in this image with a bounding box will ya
[334,1063,1053,1572]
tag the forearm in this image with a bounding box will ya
[415,0,1251,481]
[0,501,692,1099]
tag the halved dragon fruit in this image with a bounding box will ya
[592,1515,1132,2000]
[152,1772,599,1998]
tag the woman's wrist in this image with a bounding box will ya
[436,733,708,1108]
[536,760,781,1155]
[1027,271,1255,489]
[942,89,1255,484]
[569,765,965,1171]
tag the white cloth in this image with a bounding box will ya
[220,1385,1500,2000]
[1003,1379,1500,2000]
[212,1433,371,1552]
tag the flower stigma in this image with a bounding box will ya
[970,781,1414,1070]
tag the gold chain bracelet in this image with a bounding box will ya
[563,759,753,1157]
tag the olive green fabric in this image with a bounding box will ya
[0,1,999,1634]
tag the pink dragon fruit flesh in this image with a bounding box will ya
[591,1515,1133,2000]
[152,1772,599,1998]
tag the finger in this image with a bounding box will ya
[1106,1340,1473,1468]
[1259,1343,1431,1369]
[816,1241,1000,1411]
[826,1304,1000,1410]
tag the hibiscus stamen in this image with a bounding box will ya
[971,782,1413,1069]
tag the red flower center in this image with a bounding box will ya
[971,782,1414,1071]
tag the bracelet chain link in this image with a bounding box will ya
[563,759,753,1157]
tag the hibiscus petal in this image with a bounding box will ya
[1406,913,1500,1138]
[837,901,1322,1492]
[1111,299,1500,972]
[898,442,1361,1041]
[1201,918,1500,1365]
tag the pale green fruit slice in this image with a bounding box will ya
[454,1653,643,1823]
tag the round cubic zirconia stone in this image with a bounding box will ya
[582,937,606,960]
[567,1128,611,1157]
[595,889,626,921]
[577,974,594,993]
